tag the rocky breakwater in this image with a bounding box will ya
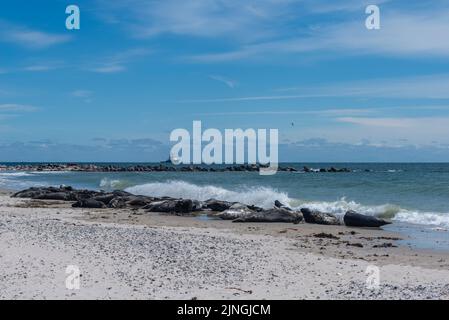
[12,186,391,228]
[0,163,356,173]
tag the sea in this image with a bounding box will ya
[1,162,448,251]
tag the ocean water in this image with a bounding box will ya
[1,163,449,249]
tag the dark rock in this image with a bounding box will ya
[300,208,341,225]
[343,210,392,228]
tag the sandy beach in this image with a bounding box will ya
[0,190,448,300]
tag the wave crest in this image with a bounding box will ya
[125,180,291,209]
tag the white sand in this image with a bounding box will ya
[1,194,448,300]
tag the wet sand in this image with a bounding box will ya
[1,191,449,300]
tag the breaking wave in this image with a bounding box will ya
[125,180,449,228]
[100,178,134,190]
[125,180,291,210]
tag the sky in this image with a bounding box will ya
[1,0,449,162]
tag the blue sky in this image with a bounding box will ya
[1,0,449,162]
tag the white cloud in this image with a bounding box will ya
[180,74,449,102]
[196,108,374,116]
[337,117,416,128]
[0,104,37,112]
[71,90,94,103]
[209,75,237,88]
[71,90,93,99]
[90,65,126,74]
[88,48,151,73]
[0,20,71,49]
[186,7,449,62]
[95,0,299,41]
[297,116,449,146]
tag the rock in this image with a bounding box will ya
[232,207,303,224]
[204,199,235,211]
[344,210,391,228]
[72,199,106,208]
[300,208,340,225]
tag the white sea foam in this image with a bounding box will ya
[125,180,291,209]
[0,172,33,177]
[293,198,449,228]
[29,171,70,175]
[100,178,133,190]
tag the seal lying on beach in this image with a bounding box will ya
[343,210,392,228]
[232,207,303,224]
[300,208,341,225]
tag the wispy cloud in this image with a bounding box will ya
[337,117,415,128]
[22,62,64,72]
[0,104,38,112]
[208,75,237,88]
[0,20,71,49]
[186,6,449,62]
[0,104,38,125]
[196,108,374,117]
[279,74,449,99]
[95,0,298,41]
[71,90,94,103]
[88,48,151,73]
[176,94,328,103]
[179,74,449,102]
